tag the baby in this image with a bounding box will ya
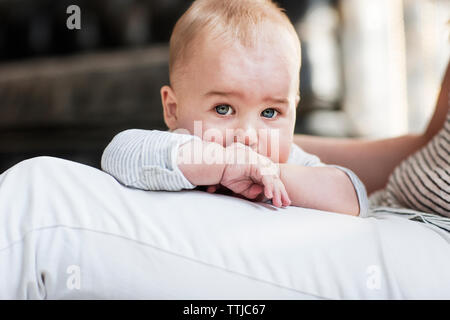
[101,0,368,216]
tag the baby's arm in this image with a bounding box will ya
[279,164,361,216]
[101,130,289,206]
[285,144,368,216]
[101,129,201,191]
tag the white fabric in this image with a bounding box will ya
[1,156,449,299]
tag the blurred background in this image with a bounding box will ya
[0,0,449,173]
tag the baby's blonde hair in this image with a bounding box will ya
[169,0,301,88]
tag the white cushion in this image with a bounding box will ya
[0,156,449,299]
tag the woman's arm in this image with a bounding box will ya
[294,61,450,195]
[424,61,450,140]
[293,134,426,195]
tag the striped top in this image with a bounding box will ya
[101,129,369,216]
[370,107,450,218]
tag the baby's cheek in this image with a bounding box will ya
[278,143,291,163]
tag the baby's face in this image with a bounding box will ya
[164,29,300,163]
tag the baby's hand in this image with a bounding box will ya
[213,142,291,207]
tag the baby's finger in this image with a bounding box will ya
[279,181,291,207]
[207,185,218,193]
[272,185,282,207]
[262,176,274,200]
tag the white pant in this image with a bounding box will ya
[1,157,449,299]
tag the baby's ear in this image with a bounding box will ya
[161,85,178,130]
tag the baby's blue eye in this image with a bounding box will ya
[261,108,278,118]
[215,105,233,115]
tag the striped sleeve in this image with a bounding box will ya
[101,129,201,191]
[288,143,369,217]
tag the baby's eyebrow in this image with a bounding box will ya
[203,90,289,105]
[203,90,241,99]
